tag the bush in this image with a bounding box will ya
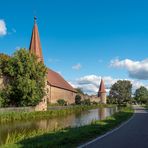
[57,99,67,106]
[75,95,81,105]
[92,101,98,105]
[81,99,91,106]
[0,94,4,107]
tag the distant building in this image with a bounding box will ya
[76,79,107,104]
[98,79,107,104]
[29,17,76,110]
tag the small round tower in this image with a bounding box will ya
[98,79,107,104]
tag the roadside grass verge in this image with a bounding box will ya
[143,104,148,109]
[0,104,113,124]
[3,107,133,148]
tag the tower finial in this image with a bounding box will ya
[34,16,37,23]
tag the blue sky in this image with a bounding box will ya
[0,0,148,94]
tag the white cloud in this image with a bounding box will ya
[0,20,7,36]
[69,74,148,95]
[72,63,82,70]
[110,58,148,80]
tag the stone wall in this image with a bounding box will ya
[47,85,76,104]
[0,76,3,89]
[35,96,47,111]
[100,93,107,104]
[77,93,101,103]
[35,79,48,111]
[0,106,35,112]
[0,75,9,90]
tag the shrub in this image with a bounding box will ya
[81,99,91,106]
[75,95,81,105]
[92,101,98,105]
[57,99,67,106]
[0,94,4,107]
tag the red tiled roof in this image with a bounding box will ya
[98,79,106,93]
[47,68,76,92]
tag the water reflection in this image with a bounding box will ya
[0,107,117,145]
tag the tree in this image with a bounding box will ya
[0,49,47,107]
[0,53,10,75]
[109,80,132,105]
[76,87,84,95]
[135,86,148,104]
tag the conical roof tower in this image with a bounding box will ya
[29,17,43,62]
[98,79,106,94]
[98,78,107,104]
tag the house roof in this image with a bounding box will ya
[29,17,43,62]
[98,79,106,93]
[47,68,76,92]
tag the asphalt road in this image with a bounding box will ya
[81,106,148,148]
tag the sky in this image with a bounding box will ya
[0,0,148,94]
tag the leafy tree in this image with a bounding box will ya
[76,88,84,95]
[109,80,132,105]
[0,49,47,107]
[135,86,148,104]
[75,95,81,105]
[0,53,10,75]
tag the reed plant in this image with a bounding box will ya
[3,107,133,148]
[0,104,112,123]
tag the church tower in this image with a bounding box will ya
[29,17,47,111]
[29,17,43,62]
[98,79,107,104]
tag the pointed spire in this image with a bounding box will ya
[98,79,106,96]
[29,17,43,62]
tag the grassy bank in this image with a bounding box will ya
[0,104,112,124]
[3,107,133,148]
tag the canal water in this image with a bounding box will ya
[0,107,117,145]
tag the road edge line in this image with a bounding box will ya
[78,110,135,148]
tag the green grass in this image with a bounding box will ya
[0,104,113,124]
[143,104,148,109]
[2,107,133,148]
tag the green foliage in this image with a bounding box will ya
[0,105,101,124]
[0,53,10,75]
[0,90,9,107]
[91,101,98,105]
[75,95,81,105]
[135,86,148,104]
[0,49,47,107]
[109,80,132,105]
[76,88,84,95]
[81,99,91,105]
[3,107,133,147]
[57,99,67,106]
[0,93,4,107]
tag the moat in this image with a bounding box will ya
[0,107,117,145]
